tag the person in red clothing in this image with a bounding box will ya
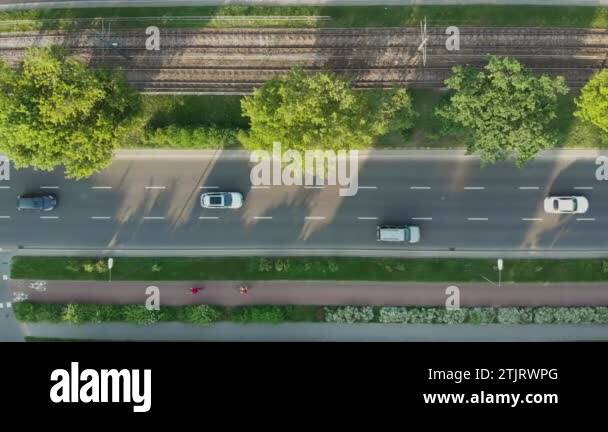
[191,287,201,295]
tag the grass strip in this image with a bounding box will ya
[2,6,608,30]
[11,256,608,283]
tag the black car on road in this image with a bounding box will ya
[17,193,58,211]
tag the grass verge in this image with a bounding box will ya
[2,6,608,31]
[11,256,608,283]
[121,91,608,150]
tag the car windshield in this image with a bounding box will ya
[224,195,233,206]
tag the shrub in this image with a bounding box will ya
[324,306,375,323]
[439,309,467,324]
[274,259,290,272]
[94,260,108,273]
[13,302,64,322]
[497,307,534,324]
[143,125,238,149]
[122,305,163,325]
[151,263,162,272]
[258,258,272,272]
[231,306,286,324]
[468,308,498,324]
[179,305,223,325]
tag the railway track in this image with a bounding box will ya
[0,26,606,93]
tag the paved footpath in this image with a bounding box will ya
[21,322,608,342]
[10,279,608,306]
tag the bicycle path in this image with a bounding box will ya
[11,279,608,306]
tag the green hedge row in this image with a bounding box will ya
[13,303,320,325]
[14,302,608,326]
[325,306,608,324]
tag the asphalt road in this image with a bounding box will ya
[0,149,606,255]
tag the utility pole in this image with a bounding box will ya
[497,259,503,288]
[108,258,114,283]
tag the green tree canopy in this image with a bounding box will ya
[575,69,608,134]
[436,56,568,166]
[0,47,139,178]
[239,68,415,152]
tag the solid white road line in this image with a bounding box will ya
[412,217,433,221]
[253,216,273,220]
[40,216,58,219]
[90,216,111,220]
[91,186,112,190]
[522,218,543,221]
[145,186,166,190]
[357,217,378,220]
[574,187,594,190]
[200,186,220,189]
[305,216,326,220]
[143,216,165,220]
[0,216,10,219]
[0,186,10,189]
[467,217,488,221]
[576,217,596,221]
[519,186,540,190]
[358,186,377,190]
[410,186,431,190]
[198,216,219,220]
[464,186,485,190]
[40,186,59,189]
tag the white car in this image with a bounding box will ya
[200,192,243,209]
[543,196,589,214]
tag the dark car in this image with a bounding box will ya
[17,193,58,211]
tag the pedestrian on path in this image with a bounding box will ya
[239,285,249,296]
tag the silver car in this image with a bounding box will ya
[200,192,243,209]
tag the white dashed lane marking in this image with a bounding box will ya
[143,216,165,220]
[90,216,112,220]
[467,217,488,221]
[198,216,219,220]
[200,186,220,189]
[358,186,377,190]
[576,218,596,221]
[305,216,326,220]
[145,186,166,190]
[412,217,433,221]
[410,186,431,190]
[253,216,272,220]
[91,186,112,190]
[464,186,485,190]
[519,186,540,190]
[357,217,378,220]
[40,186,59,189]
[40,216,59,219]
[522,218,543,221]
